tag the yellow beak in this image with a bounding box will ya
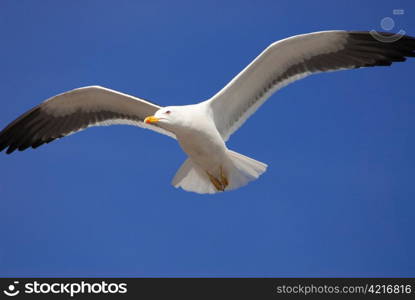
[144,116,159,124]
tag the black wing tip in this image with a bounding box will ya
[343,31,415,68]
[1,141,32,154]
[347,31,415,50]
[348,30,415,40]
[0,107,134,155]
[1,135,58,154]
[0,106,48,155]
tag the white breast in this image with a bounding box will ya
[174,104,227,171]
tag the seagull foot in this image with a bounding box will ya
[207,172,224,191]
[220,166,229,188]
[207,167,229,192]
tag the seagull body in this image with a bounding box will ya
[1,31,414,194]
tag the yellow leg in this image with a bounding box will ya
[207,166,229,192]
[207,172,225,191]
[220,166,229,188]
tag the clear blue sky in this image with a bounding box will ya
[0,0,414,277]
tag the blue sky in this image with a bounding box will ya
[0,0,414,277]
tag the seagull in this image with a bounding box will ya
[1,31,414,194]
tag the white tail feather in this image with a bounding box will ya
[172,159,217,194]
[172,150,267,194]
[226,150,268,191]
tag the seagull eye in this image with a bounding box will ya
[165,110,171,114]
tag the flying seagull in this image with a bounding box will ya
[1,31,414,194]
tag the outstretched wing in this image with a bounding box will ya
[0,85,175,154]
[207,31,415,141]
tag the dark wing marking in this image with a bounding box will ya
[0,86,175,154]
[208,31,415,141]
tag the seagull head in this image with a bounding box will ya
[144,107,180,129]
